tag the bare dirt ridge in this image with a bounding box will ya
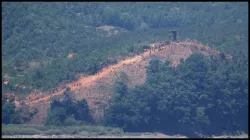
[16,41,231,124]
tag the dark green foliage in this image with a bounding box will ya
[45,107,67,126]
[104,53,248,137]
[142,45,150,50]
[75,99,92,122]
[45,89,93,126]
[2,94,21,124]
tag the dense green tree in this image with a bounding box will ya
[2,94,21,124]
[75,99,92,123]
[45,89,93,126]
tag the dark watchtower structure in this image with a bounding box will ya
[168,30,177,42]
[171,30,177,41]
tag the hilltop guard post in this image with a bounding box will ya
[167,30,178,47]
[168,30,177,42]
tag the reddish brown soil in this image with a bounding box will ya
[67,53,76,59]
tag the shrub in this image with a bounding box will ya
[142,45,150,50]
[63,115,81,126]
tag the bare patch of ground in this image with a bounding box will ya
[3,81,9,85]
[67,53,76,59]
[96,25,125,37]
[96,25,115,31]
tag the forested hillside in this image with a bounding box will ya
[2,2,248,94]
[2,2,248,138]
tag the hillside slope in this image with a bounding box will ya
[18,41,231,124]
